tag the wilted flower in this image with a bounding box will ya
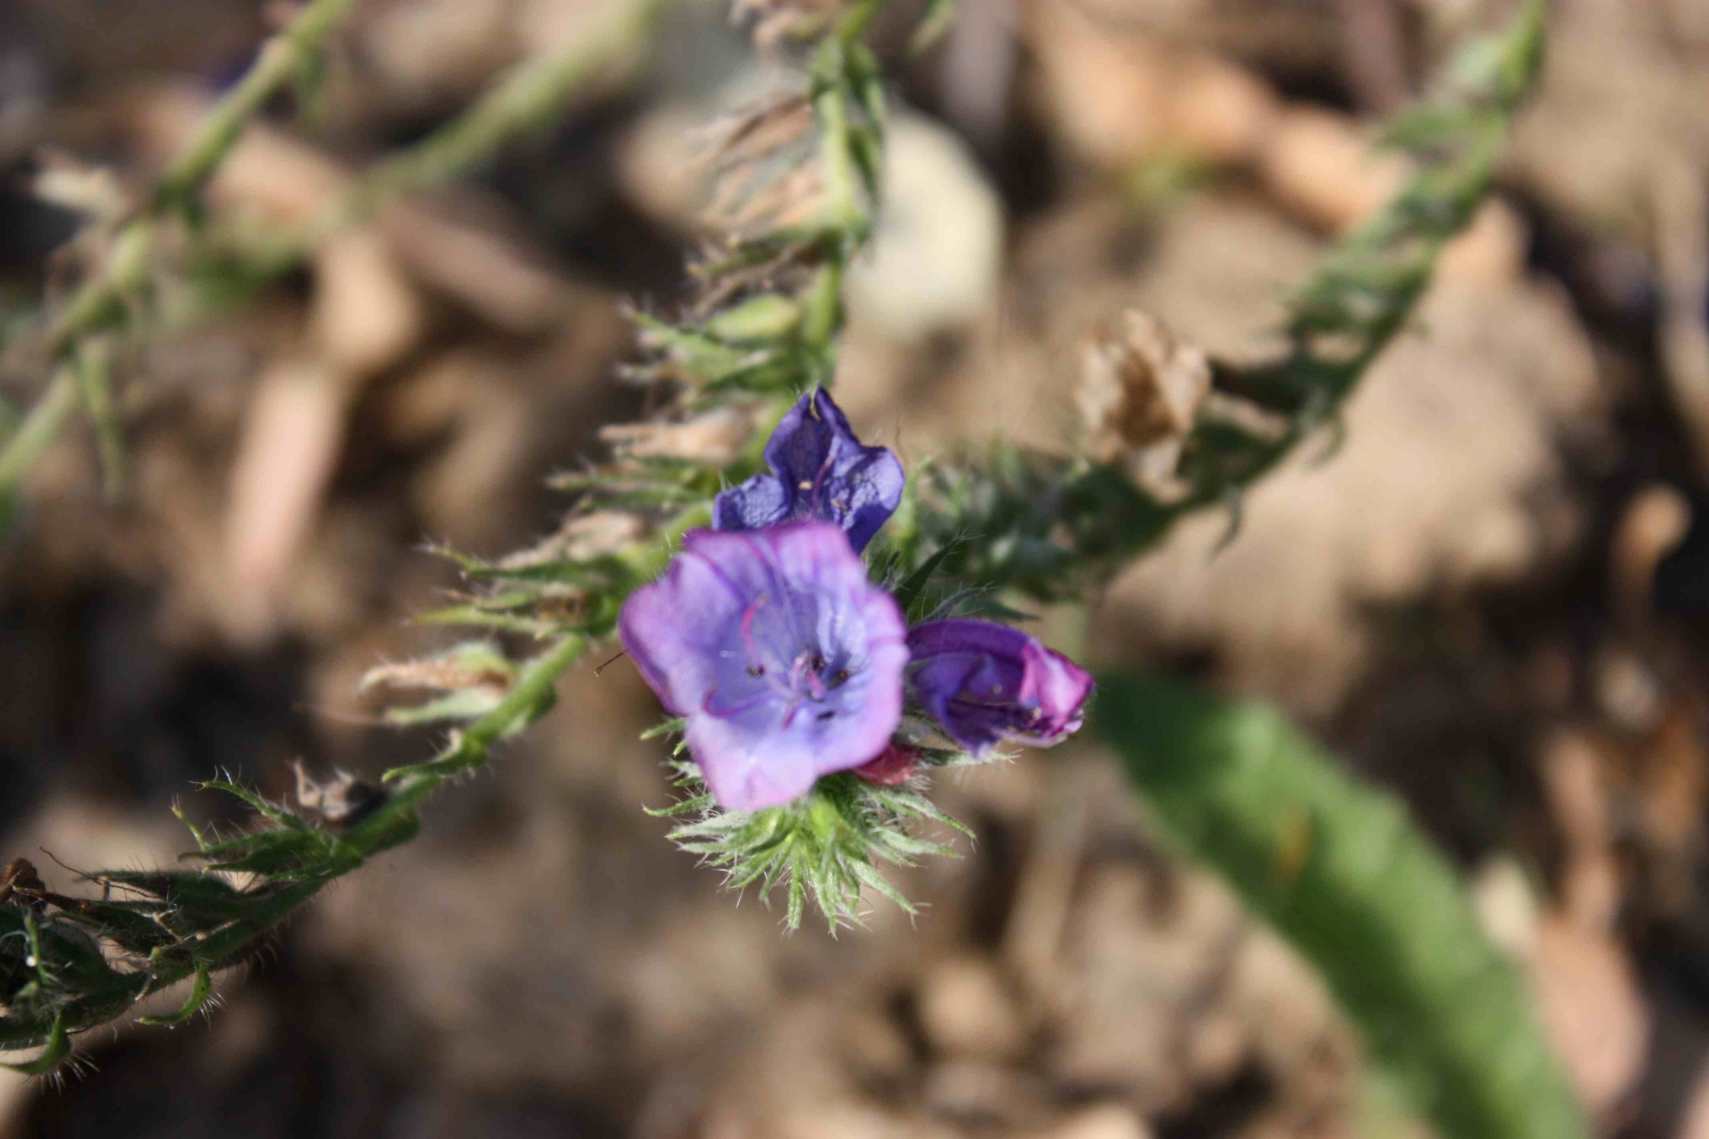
[715,388,903,553]
[907,619,1094,755]
[619,522,908,811]
[290,761,382,828]
[1076,309,1210,493]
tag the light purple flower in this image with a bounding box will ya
[620,522,909,811]
[714,388,903,553]
[906,619,1093,755]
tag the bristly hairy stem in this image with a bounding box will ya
[0,633,586,1056]
[0,0,681,1065]
[2,0,1557,1095]
[4,6,907,1054]
[364,0,910,903]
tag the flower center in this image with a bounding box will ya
[735,595,852,725]
[790,650,829,698]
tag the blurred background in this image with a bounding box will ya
[3,0,1709,1135]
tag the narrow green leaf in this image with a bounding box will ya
[1097,674,1586,1139]
[139,968,212,1026]
[196,779,306,830]
[889,541,955,621]
[382,688,505,727]
[2,1013,68,1075]
[72,338,126,501]
[910,0,956,53]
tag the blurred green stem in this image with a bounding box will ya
[312,0,669,239]
[0,0,670,503]
[0,0,358,500]
[152,0,360,212]
[0,367,78,492]
[72,339,126,500]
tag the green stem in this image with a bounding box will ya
[0,0,359,499]
[153,0,359,210]
[72,339,126,501]
[0,369,77,493]
[320,0,668,234]
[2,0,671,504]
[44,222,155,356]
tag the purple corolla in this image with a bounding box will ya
[619,522,909,811]
[906,619,1094,755]
[714,388,903,553]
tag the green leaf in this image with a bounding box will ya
[1096,674,1587,1139]
[196,778,306,830]
[889,542,956,621]
[910,0,956,53]
[656,767,969,930]
[382,635,586,781]
[2,1013,68,1075]
[139,968,213,1026]
[193,828,331,876]
[703,294,801,343]
[45,896,178,955]
[382,687,505,727]
[93,870,255,925]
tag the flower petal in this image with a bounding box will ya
[712,389,903,552]
[906,618,1093,754]
[712,471,790,533]
[620,522,909,811]
[619,537,752,715]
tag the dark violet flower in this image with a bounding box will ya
[620,522,909,811]
[714,388,903,553]
[906,619,1093,755]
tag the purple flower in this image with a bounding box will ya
[620,522,909,811]
[906,620,1093,755]
[714,388,903,553]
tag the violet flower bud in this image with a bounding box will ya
[619,522,909,811]
[714,388,903,553]
[852,742,921,787]
[906,619,1093,755]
